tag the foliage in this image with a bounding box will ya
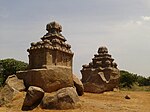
[0,58,28,85]
[119,70,135,88]
[137,76,150,86]
[120,70,150,89]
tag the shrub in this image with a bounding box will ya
[0,58,28,85]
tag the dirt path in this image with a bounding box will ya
[0,91,149,112]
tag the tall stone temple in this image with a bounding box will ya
[17,21,74,93]
[81,46,120,93]
[27,21,73,69]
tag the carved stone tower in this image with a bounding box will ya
[81,46,120,93]
[27,21,73,70]
[17,21,74,93]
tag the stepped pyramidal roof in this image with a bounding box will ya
[27,21,73,69]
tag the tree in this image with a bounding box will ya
[120,70,150,88]
[137,75,150,86]
[0,58,28,85]
[0,62,4,86]
[148,77,150,85]
[119,70,135,88]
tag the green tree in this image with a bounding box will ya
[119,70,135,88]
[148,77,150,85]
[0,58,28,84]
[120,70,150,88]
[137,75,150,86]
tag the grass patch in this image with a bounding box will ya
[120,84,150,91]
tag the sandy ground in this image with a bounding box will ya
[0,91,149,112]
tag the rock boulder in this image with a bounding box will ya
[22,86,44,110]
[0,85,19,106]
[73,75,84,96]
[17,66,74,93]
[5,74,25,91]
[0,75,25,106]
[40,87,81,110]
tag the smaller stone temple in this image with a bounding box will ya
[17,21,74,93]
[81,46,120,93]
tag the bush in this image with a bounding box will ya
[120,70,135,88]
[0,58,28,85]
[120,70,150,89]
[137,76,150,86]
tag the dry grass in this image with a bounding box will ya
[0,91,150,112]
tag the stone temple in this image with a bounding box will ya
[17,21,74,93]
[27,21,73,69]
[81,46,120,93]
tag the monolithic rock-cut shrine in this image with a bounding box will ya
[27,21,73,69]
[81,46,120,93]
[17,21,74,93]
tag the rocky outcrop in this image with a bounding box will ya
[81,46,120,93]
[17,67,73,93]
[0,75,25,106]
[22,86,44,110]
[40,87,81,110]
[73,75,84,96]
[5,74,25,91]
[0,85,19,106]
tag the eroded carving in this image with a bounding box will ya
[81,46,120,93]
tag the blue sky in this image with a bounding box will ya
[0,0,150,78]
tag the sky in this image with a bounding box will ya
[0,0,150,78]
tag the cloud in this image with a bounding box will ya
[135,16,150,25]
[135,21,142,25]
[123,16,150,27]
[121,20,142,28]
[142,16,150,21]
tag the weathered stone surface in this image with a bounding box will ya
[27,21,73,69]
[5,74,25,91]
[73,75,84,96]
[22,86,44,110]
[17,66,74,93]
[40,87,81,110]
[16,21,74,94]
[0,85,19,106]
[83,82,106,93]
[81,46,120,93]
[0,75,24,106]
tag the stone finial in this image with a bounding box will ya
[46,21,62,34]
[98,46,108,54]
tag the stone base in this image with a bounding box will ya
[81,67,120,93]
[83,82,119,93]
[16,66,73,93]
